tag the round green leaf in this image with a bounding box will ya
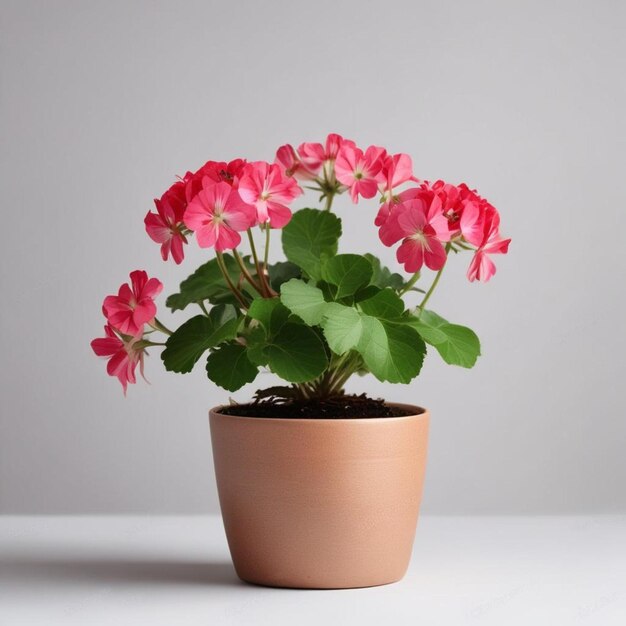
[267,322,329,383]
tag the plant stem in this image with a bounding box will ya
[136,339,166,348]
[247,228,274,297]
[324,192,334,212]
[325,352,359,395]
[233,248,264,295]
[216,251,248,310]
[417,243,451,313]
[150,317,173,335]
[198,301,210,317]
[263,226,271,270]
[399,272,420,295]
[327,368,356,396]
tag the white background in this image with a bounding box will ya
[1,0,625,514]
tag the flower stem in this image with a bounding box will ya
[233,248,264,295]
[216,251,248,310]
[324,192,334,212]
[417,243,451,313]
[150,317,173,335]
[247,228,273,297]
[264,226,271,270]
[399,272,420,295]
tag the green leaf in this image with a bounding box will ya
[282,209,342,280]
[320,303,363,355]
[358,288,405,319]
[406,310,481,368]
[206,343,258,391]
[268,261,301,292]
[245,326,270,366]
[364,253,406,290]
[161,305,240,373]
[267,322,329,382]
[321,254,373,300]
[280,279,328,326]
[357,319,426,383]
[247,298,289,335]
[166,255,245,311]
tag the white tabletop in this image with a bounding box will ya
[1,515,624,625]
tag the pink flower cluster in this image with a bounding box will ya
[145,158,303,261]
[274,133,510,282]
[91,270,163,393]
[378,181,511,281]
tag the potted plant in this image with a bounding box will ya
[91,133,510,589]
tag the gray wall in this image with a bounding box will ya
[1,0,624,514]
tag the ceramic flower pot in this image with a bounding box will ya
[209,403,429,589]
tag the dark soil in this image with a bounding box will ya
[219,393,415,419]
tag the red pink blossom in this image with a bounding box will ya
[296,133,356,177]
[184,178,256,250]
[379,193,449,273]
[91,324,145,394]
[275,144,316,180]
[102,270,163,337]
[144,182,188,264]
[334,144,386,202]
[466,205,511,282]
[238,161,302,228]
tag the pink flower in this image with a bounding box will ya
[184,159,247,202]
[374,154,417,226]
[102,270,163,337]
[91,324,145,394]
[275,144,316,180]
[237,161,302,228]
[183,178,256,250]
[466,206,511,282]
[379,193,449,273]
[296,133,356,177]
[380,153,414,195]
[334,144,386,202]
[144,182,188,264]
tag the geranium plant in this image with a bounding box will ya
[91,133,510,399]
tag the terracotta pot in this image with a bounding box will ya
[209,403,429,589]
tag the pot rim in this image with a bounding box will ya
[209,402,429,424]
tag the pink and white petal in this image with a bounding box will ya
[226,207,256,231]
[397,239,424,273]
[374,201,393,227]
[378,211,407,246]
[160,239,171,262]
[390,153,413,187]
[214,225,241,251]
[195,222,219,249]
[397,201,427,235]
[184,197,213,232]
[129,271,148,297]
[483,236,511,255]
[170,234,185,264]
[266,202,292,228]
[355,178,379,199]
[297,142,325,171]
[91,337,122,357]
[459,201,484,246]
[144,212,171,244]
[423,236,447,271]
[142,277,163,300]
[467,250,496,282]
[429,210,453,241]
[133,301,157,328]
[477,253,497,282]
